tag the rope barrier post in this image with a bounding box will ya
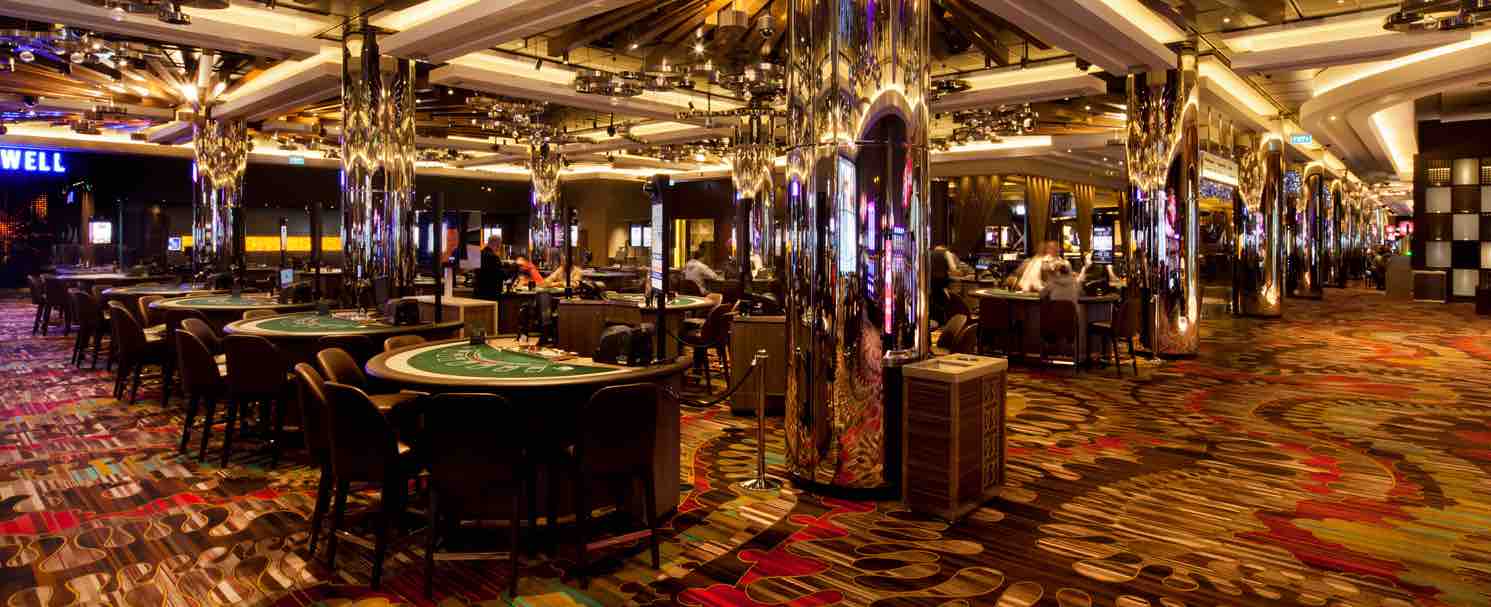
[739,348,780,492]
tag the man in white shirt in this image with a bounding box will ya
[683,251,721,294]
[542,263,585,289]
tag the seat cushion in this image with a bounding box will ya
[370,391,422,413]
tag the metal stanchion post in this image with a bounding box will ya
[739,348,780,492]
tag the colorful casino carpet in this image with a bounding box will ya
[1,290,1489,606]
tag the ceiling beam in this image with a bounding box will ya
[211,51,342,122]
[0,0,320,60]
[968,0,1182,74]
[1218,8,1468,73]
[380,0,639,64]
[429,61,701,122]
[547,1,671,58]
[932,60,1106,113]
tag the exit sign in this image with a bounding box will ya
[1289,133,1313,145]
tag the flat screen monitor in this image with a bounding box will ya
[88,220,112,245]
[984,226,1001,248]
[1092,226,1115,263]
[1051,192,1075,218]
[167,236,183,252]
[975,255,995,271]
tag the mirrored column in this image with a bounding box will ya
[784,0,929,490]
[731,110,777,289]
[1233,134,1284,317]
[529,145,562,269]
[1290,166,1325,299]
[341,23,417,302]
[192,118,248,274]
[1125,43,1199,357]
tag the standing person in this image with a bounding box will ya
[543,259,585,289]
[683,250,721,294]
[1040,264,1082,302]
[474,235,506,300]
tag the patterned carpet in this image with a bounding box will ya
[1,290,1489,606]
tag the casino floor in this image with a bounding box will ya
[1,289,1489,607]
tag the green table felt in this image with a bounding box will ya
[404,343,612,379]
[167,295,278,307]
[605,294,707,307]
[252,313,391,333]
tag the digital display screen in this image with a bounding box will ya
[88,220,112,245]
[167,236,183,252]
[279,268,295,288]
[650,200,665,290]
[984,226,1001,248]
[836,155,857,272]
[1051,192,1076,218]
[1092,226,1115,263]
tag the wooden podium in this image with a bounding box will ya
[901,354,1008,521]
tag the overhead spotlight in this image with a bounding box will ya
[18,49,34,63]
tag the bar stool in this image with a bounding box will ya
[1088,296,1141,377]
[175,326,227,460]
[29,275,47,336]
[978,297,1020,357]
[316,335,377,365]
[291,363,335,558]
[223,335,293,467]
[420,392,528,599]
[70,289,107,368]
[321,381,422,590]
[562,383,662,587]
[383,335,425,352]
[1038,298,1081,375]
[43,276,73,336]
[679,304,733,392]
[160,308,210,408]
[316,347,423,415]
[934,314,968,355]
[107,301,166,404]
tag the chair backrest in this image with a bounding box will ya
[705,292,724,305]
[946,291,972,319]
[223,335,288,393]
[316,335,376,364]
[422,393,525,511]
[979,297,1010,331]
[383,334,425,352]
[164,308,209,347]
[107,301,148,360]
[70,289,98,331]
[698,304,734,344]
[242,309,276,321]
[1115,296,1141,339]
[316,347,367,388]
[322,381,400,482]
[291,362,331,460]
[937,314,968,350]
[180,317,220,355]
[175,327,225,395]
[44,276,68,310]
[576,383,659,477]
[952,323,980,354]
[1039,299,1079,340]
[136,295,165,328]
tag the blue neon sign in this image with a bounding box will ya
[0,148,68,174]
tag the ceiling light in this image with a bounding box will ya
[179,83,198,101]
[18,50,33,63]
[1329,115,1338,121]
[1223,16,1231,23]
[694,42,705,55]
[1084,104,1092,111]
[110,6,126,21]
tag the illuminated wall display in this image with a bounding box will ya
[88,220,112,244]
[0,148,68,174]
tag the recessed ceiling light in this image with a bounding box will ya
[1329,115,1337,121]
[1222,16,1231,23]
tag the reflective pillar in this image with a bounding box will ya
[1290,165,1325,299]
[784,0,929,490]
[341,24,417,301]
[1233,134,1284,317]
[1125,43,1199,357]
[730,110,776,289]
[1326,178,1344,287]
[192,118,248,274]
[529,145,562,269]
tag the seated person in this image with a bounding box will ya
[512,255,545,288]
[543,262,585,289]
[1040,264,1082,302]
[683,251,721,294]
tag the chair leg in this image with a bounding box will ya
[129,364,144,405]
[32,305,43,336]
[91,330,103,369]
[1128,337,1138,374]
[424,489,439,599]
[574,470,590,588]
[326,479,349,568]
[371,478,401,590]
[220,398,241,468]
[270,396,286,469]
[309,463,333,558]
[1110,335,1121,378]
[40,304,49,336]
[113,360,130,399]
[643,470,659,570]
[160,359,175,408]
[179,395,200,453]
[198,398,218,461]
[509,489,523,600]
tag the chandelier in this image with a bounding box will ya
[944,104,1039,145]
[1384,0,1491,31]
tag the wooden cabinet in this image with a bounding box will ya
[901,354,1008,521]
[729,315,786,416]
[415,296,497,337]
